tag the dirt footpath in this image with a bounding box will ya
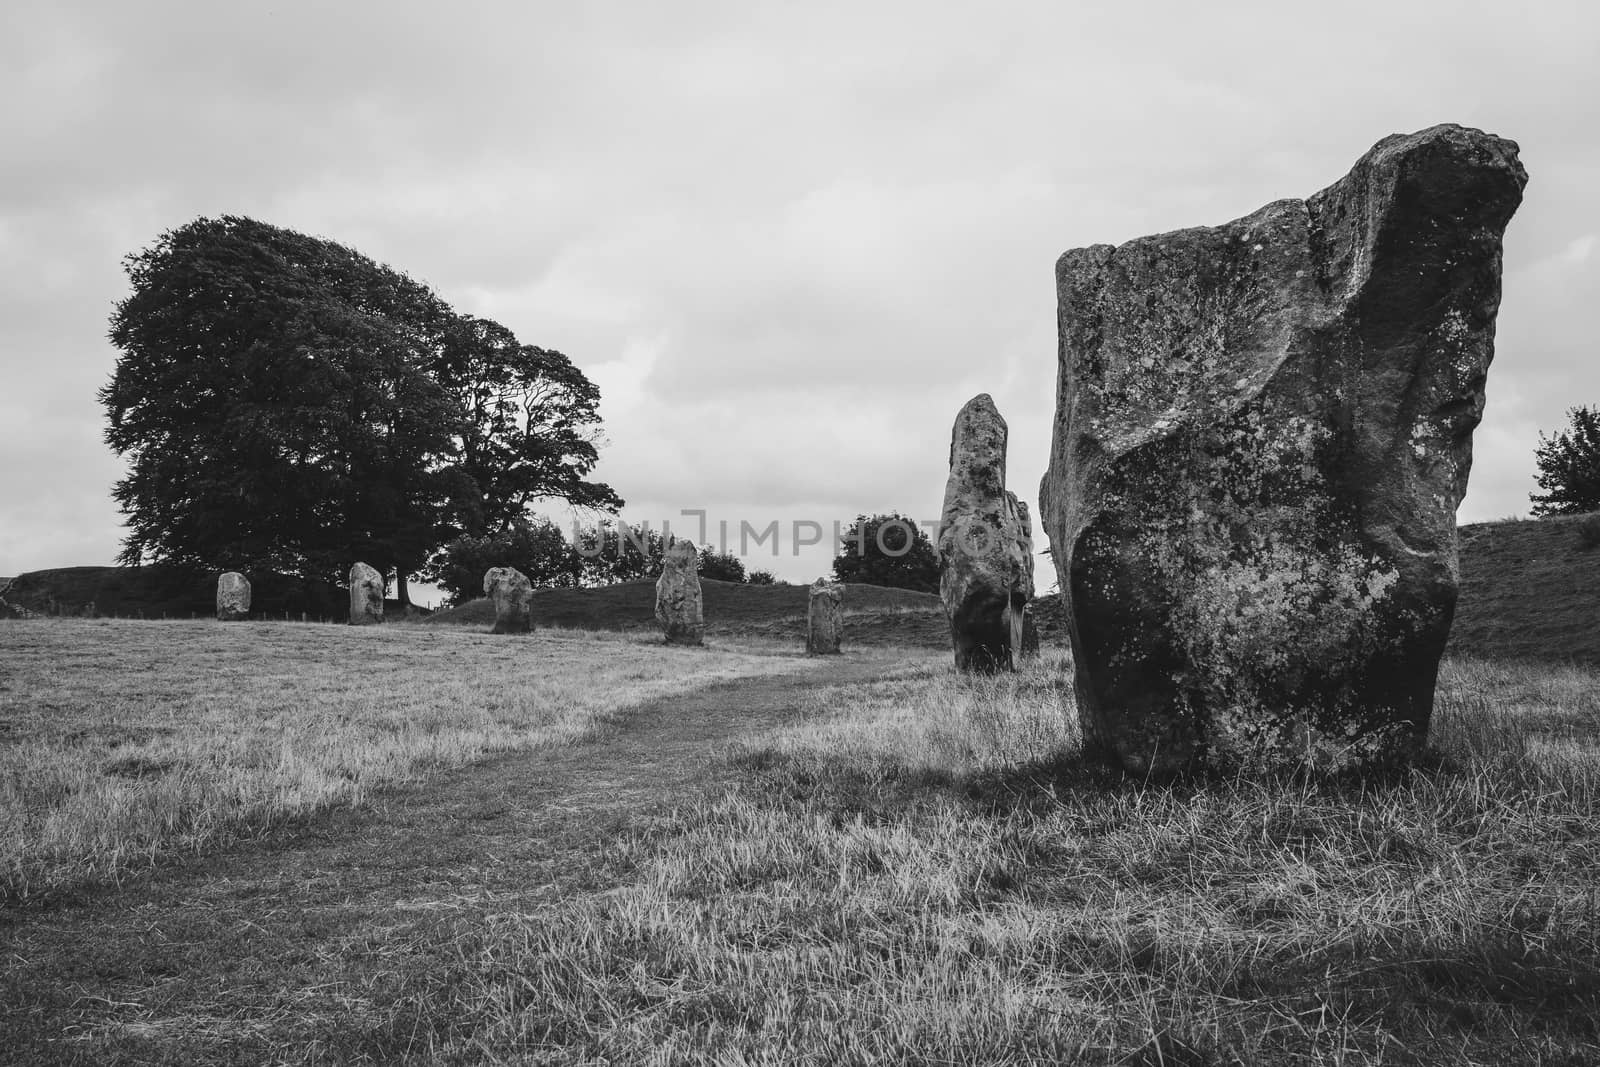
[0,655,895,1064]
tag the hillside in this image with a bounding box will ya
[0,565,351,622]
[1447,512,1600,666]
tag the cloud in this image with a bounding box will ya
[2,0,1596,583]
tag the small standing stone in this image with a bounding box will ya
[216,572,251,622]
[807,578,843,654]
[654,537,704,645]
[483,566,534,634]
[348,562,384,626]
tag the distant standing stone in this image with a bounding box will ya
[483,566,534,634]
[654,538,704,645]
[1040,123,1527,774]
[348,562,384,626]
[1019,604,1040,659]
[216,572,251,622]
[807,578,843,654]
[938,394,1035,672]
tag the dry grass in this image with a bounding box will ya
[8,617,1600,1064]
[0,618,816,903]
[445,652,1600,1065]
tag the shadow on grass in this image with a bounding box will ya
[728,733,1482,823]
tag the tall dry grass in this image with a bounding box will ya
[447,651,1600,1065]
[0,618,815,903]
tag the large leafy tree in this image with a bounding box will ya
[434,315,622,535]
[103,216,620,603]
[1530,406,1600,516]
[831,512,940,593]
[104,216,462,594]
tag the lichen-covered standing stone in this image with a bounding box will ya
[938,394,1035,672]
[654,538,704,645]
[807,577,843,654]
[483,566,534,634]
[1040,124,1526,774]
[216,572,251,622]
[348,562,385,626]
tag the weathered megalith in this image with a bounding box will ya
[807,577,843,654]
[1040,124,1526,774]
[216,572,251,622]
[348,562,385,626]
[938,394,1035,672]
[654,537,704,645]
[483,566,534,634]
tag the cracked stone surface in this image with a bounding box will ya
[1040,124,1527,774]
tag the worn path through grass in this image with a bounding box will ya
[0,653,915,1064]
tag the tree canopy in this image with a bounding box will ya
[1530,406,1600,516]
[102,216,620,598]
[831,512,940,593]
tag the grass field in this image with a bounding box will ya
[0,619,822,905]
[4,621,1600,1063]
[438,652,1600,1065]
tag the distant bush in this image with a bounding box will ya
[832,512,940,594]
[746,570,777,585]
[1577,512,1600,551]
[698,549,747,583]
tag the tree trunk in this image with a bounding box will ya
[395,570,412,609]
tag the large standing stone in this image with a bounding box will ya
[938,394,1035,672]
[483,566,534,634]
[807,578,843,654]
[654,538,704,645]
[216,572,251,622]
[1040,124,1526,774]
[348,562,385,626]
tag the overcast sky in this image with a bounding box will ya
[3,1,1596,596]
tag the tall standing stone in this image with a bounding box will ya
[938,394,1035,672]
[1040,124,1526,774]
[654,538,704,645]
[348,562,385,626]
[216,572,251,622]
[807,577,843,654]
[483,566,534,634]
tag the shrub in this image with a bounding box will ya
[698,549,747,583]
